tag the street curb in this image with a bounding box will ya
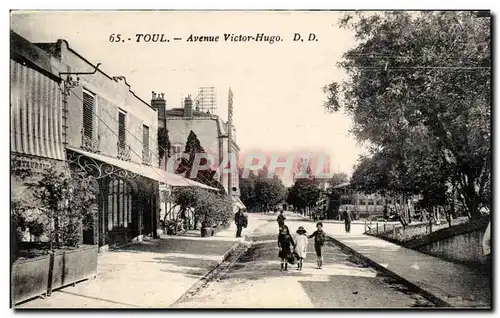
[170,221,264,307]
[326,234,453,308]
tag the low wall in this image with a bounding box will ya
[407,217,490,267]
[417,230,487,266]
[366,216,489,267]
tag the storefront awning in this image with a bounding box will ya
[66,147,218,190]
[232,196,246,210]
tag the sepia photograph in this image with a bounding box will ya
[8,9,492,309]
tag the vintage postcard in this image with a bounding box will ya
[9,10,491,309]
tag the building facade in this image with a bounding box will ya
[11,31,217,250]
[33,36,163,249]
[332,183,420,220]
[152,93,244,217]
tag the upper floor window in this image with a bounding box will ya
[83,90,95,138]
[142,124,151,165]
[118,109,126,148]
[142,125,150,154]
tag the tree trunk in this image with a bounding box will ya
[193,215,199,230]
[450,182,456,219]
[445,206,452,228]
[457,171,483,220]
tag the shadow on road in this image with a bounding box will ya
[215,231,438,308]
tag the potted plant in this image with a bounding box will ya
[11,165,99,305]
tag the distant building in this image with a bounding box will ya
[332,183,420,220]
[152,93,244,219]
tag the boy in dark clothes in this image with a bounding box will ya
[308,222,326,269]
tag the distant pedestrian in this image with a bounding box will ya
[343,207,353,233]
[278,225,295,271]
[234,208,246,238]
[277,210,286,228]
[308,222,326,269]
[295,226,308,270]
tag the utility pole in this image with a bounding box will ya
[228,88,234,197]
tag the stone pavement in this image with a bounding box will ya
[288,213,491,308]
[17,213,267,309]
[175,215,436,308]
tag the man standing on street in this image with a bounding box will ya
[343,207,353,233]
[234,208,246,238]
[277,210,286,229]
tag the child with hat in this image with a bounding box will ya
[295,226,308,270]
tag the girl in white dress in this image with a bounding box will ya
[295,226,308,270]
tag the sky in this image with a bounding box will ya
[10,10,367,185]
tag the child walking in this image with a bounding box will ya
[278,225,295,271]
[294,226,308,270]
[308,222,326,269]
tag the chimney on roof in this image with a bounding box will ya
[184,95,193,117]
[151,91,166,120]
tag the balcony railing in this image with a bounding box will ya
[81,129,100,153]
[117,142,131,161]
[142,149,152,166]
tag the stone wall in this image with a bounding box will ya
[418,226,489,266]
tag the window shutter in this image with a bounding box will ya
[83,92,94,138]
[143,125,149,154]
[118,111,126,147]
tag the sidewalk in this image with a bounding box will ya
[326,232,491,308]
[17,213,267,309]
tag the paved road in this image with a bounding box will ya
[173,214,437,308]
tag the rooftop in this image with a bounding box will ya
[166,107,214,118]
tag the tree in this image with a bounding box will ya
[176,130,225,192]
[287,178,321,212]
[12,165,97,254]
[254,177,287,211]
[329,172,349,188]
[324,11,491,219]
[287,162,322,213]
[169,187,232,233]
[238,168,257,210]
[158,127,171,165]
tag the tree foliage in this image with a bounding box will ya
[325,11,491,219]
[254,176,287,210]
[158,127,171,164]
[287,162,322,211]
[171,187,233,228]
[238,168,286,211]
[239,169,257,210]
[176,130,225,192]
[329,172,349,188]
